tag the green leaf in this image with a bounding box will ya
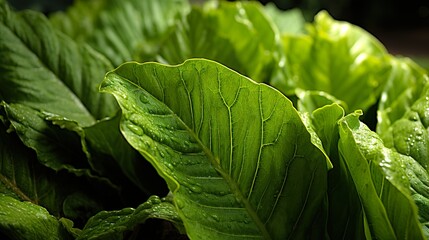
[377,78,429,235]
[0,117,114,225]
[0,116,70,216]
[262,5,305,35]
[78,195,183,240]
[2,102,90,173]
[100,59,328,239]
[0,0,117,126]
[339,112,425,239]
[376,57,429,139]
[158,1,280,83]
[309,104,369,239]
[272,11,390,112]
[296,89,347,114]
[0,194,75,240]
[50,0,190,66]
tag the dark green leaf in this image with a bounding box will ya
[50,0,190,65]
[78,195,183,240]
[0,0,117,126]
[0,194,75,240]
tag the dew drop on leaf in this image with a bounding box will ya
[139,94,149,104]
[175,198,185,209]
[127,123,143,135]
[210,214,220,222]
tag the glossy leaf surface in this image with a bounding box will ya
[101,59,328,239]
[339,112,425,239]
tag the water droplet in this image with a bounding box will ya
[242,219,250,224]
[160,151,165,158]
[189,184,202,193]
[149,196,161,204]
[210,214,220,222]
[127,124,143,135]
[176,199,185,209]
[139,94,149,103]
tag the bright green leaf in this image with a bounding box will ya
[272,11,390,112]
[100,59,328,239]
[377,57,429,141]
[339,112,425,239]
[263,5,305,35]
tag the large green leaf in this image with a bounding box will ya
[50,0,190,66]
[0,194,76,240]
[0,0,117,126]
[338,112,425,239]
[78,195,183,240]
[100,59,328,239]
[158,1,280,83]
[272,11,390,112]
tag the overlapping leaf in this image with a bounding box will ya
[101,59,328,239]
[158,1,280,83]
[338,112,425,239]
[0,0,117,127]
[0,194,76,240]
[78,195,183,240]
[50,0,190,66]
[272,11,390,112]
[376,57,429,138]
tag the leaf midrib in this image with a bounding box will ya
[4,11,97,124]
[0,173,34,203]
[113,68,273,239]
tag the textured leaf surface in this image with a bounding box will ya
[78,195,183,240]
[2,103,90,173]
[339,112,425,239]
[377,78,429,236]
[0,1,117,126]
[50,0,190,66]
[100,59,328,239]
[0,116,114,225]
[0,194,74,240]
[158,2,279,83]
[272,11,390,112]
[376,57,429,140]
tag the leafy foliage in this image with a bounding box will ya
[1,0,429,239]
